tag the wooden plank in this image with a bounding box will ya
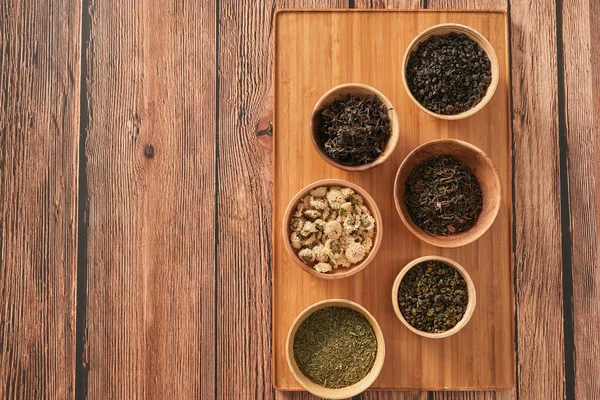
[354,0,423,7]
[83,1,216,398]
[561,0,600,398]
[506,0,566,397]
[0,1,80,398]
[273,10,512,391]
[216,1,345,399]
[431,1,567,399]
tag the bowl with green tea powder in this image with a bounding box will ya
[392,256,476,339]
[310,83,399,171]
[286,299,385,398]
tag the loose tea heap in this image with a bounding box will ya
[317,94,391,166]
[404,155,483,236]
[293,307,377,388]
[289,186,376,274]
[398,261,468,333]
[406,32,492,114]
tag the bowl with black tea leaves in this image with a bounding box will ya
[286,299,385,398]
[392,255,476,339]
[394,138,501,248]
[310,83,400,171]
[402,23,499,120]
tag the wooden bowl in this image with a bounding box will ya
[310,83,400,171]
[286,299,386,398]
[394,139,501,248]
[402,23,499,120]
[391,256,476,339]
[282,179,382,279]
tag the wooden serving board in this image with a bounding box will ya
[272,10,513,391]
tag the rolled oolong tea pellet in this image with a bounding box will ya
[293,306,377,388]
[404,155,483,236]
[398,261,468,333]
[406,32,492,114]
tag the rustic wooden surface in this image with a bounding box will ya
[0,0,597,399]
[273,9,513,391]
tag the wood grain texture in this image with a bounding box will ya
[508,0,566,398]
[273,10,513,391]
[0,1,80,398]
[562,0,600,398]
[217,2,347,399]
[83,0,216,398]
[427,2,515,400]
[354,0,423,8]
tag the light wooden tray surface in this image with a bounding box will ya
[273,9,513,391]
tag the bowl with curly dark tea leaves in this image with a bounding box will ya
[286,299,385,398]
[402,23,499,120]
[392,256,476,339]
[311,83,400,171]
[394,139,501,248]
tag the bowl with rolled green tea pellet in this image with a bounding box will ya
[402,23,499,120]
[310,83,400,171]
[286,299,385,398]
[394,139,501,248]
[392,256,476,339]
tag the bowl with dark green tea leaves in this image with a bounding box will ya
[392,255,476,339]
[286,299,385,398]
[310,83,400,171]
[394,138,501,248]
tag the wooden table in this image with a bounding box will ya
[0,1,597,399]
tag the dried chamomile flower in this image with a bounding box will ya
[345,242,367,263]
[339,202,353,216]
[331,253,351,268]
[309,196,328,210]
[298,248,315,263]
[360,214,375,231]
[294,204,306,218]
[325,239,342,256]
[340,187,355,199]
[303,209,321,219]
[310,186,328,198]
[313,219,326,230]
[322,207,331,220]
[362,236,373,250]
[349,193,364,206]
[301,221,318,236]
[343,215,360,235]
[359,205,370,215]
[326,188,345,210]
[324,220,342,240]
[290,217,305,232]
[314,262,333,274]
[290,232,302,249]
[312,244,329,263]
[302,233,317,246]
[302,195,312,208]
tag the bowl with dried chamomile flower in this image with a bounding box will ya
[282,179,382,279]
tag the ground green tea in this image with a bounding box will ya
[317,94,391,166]
[398,261,468,333]
[404,155,483,236]
[293,306,377,388]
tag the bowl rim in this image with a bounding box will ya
[282,178,383,279]
[285,298,386,398]
[391,255,477,339]
[310,82,400,171]
[401,22,500,120]
[393,138,502,248]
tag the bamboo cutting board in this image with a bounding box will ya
[272,10,513,391]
